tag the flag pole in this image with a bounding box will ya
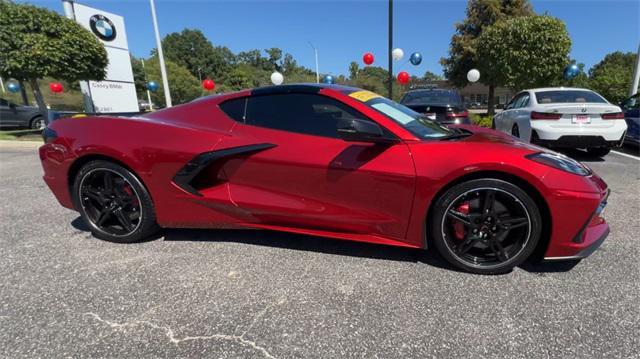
[149,0,172,107]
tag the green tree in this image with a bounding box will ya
[144,57,200,107]
[423,71,443,82]
[160,29,234,83]
[588,51,636,103]
[130,56,148,98]
[0,0,108,115]
[348,61,360,80]
[476,15,571,113]
[441,0,533,113]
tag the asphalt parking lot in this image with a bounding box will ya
[1,142,639,358]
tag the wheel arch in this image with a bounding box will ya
[67,154,154,208]
[424,170,552,261]
[29,114,43,127]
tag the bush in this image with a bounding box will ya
[469,113,493,128]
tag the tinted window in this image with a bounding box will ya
[621,94,639,110]
[515,93,530,108]
[224,93,370,138]
[535,90,607,104]
[0,99,8,106]
[400,90,462,106]
[219,97,247,122]
[506,93,524,110]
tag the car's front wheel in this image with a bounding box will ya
[430,179,541,274]
[72,160,159,243]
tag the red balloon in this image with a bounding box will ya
[363,52,374,65]
[397,71,410,85]
[49,82,63,93]
[202,79,215,91]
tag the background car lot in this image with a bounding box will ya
[0,142,638,358]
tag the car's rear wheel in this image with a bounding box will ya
[586,147,610,157]
[511,124,520,139]
[30,116,45,130]
[430,179,541,274]
[72,160,158,243]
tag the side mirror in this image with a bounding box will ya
[337,118,397,144]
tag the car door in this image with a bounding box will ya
[511,92,531,140]
[620,94,639,142]
[495,93,522,132]
[0,99,18,127]
[216,92,416,241]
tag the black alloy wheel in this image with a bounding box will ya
[73,160,158,243]
[431,179,541,274]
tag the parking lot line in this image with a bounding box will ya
[610,150,640,161]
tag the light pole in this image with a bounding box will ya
[388,0,393,99]
[308,41,319,83]
[149,0,172,107]
[141,59,153,111]
[630,42,640,97]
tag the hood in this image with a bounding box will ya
[448,124,548,153]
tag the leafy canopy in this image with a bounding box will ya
[476,15,571,90]
[0,0,108,82]
[144,56,200,107]
[441,0,534,87]
[588,51,636,103]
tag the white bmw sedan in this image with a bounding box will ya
[492,87,627,156]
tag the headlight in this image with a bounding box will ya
[526,152,590,176]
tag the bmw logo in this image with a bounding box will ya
[89,14,116,42]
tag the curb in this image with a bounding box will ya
[0,140,43,148]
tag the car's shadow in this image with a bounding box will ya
[72,217,577,275]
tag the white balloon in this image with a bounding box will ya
[271,71,284,85]
[467,69,480,83]
[392,48,404,61]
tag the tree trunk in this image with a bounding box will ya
[28,78,48,118]
[18,80,29,106]
[487,84,496,116]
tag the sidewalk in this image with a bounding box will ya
[0,140,42,148]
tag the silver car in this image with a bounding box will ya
[0,98,45,129]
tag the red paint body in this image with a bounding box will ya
[39,85,609,259]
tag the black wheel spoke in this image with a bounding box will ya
[499,216,528,230]
[103,172,114,192]
[447,209,471,226]
[490,236,509,262]
[482,190,495,214]
[82,187,103,204]
[96,207,113,226]
[113,208,134,232]
[456,235,480,255]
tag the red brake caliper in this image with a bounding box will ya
[453,202,470,240]
[123,184,139,207]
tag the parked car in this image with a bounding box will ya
[399,88,470,124]
[492,87,627,157]
[40,84,611,274]
[619,93,639,146]
[0,98,46,129]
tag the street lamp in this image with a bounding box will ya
[388,0,393,99]
[308,41,320,83]
[149,0,172,107]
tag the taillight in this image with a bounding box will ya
[601,112,624,120]
[446,111,469,118]
[531,111,561,120]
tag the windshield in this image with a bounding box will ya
[401,90,462,106]
[349,92,451,139]
[535,90,608,104]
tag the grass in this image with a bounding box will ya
[0,129,43,141]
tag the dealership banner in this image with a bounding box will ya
[69,3,139,113]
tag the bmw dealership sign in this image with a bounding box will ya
[68,3,138,113]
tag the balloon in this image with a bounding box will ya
[49,82,63,93]
[270,71,283,85]
[146,81,159,92]
[409,52,422,66]
[363,52,374,65]
[397,71,410,85]
[467,69,480,83]
[7,82,20,93]
[564,64,580,80]
[392,48,404,61]
[322,75,334,84]
[202,79,215,91]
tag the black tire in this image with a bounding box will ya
[30,116,45,130]
[430,179,542,274]
[586,147,610,157]
[72,160,159,243]
[511,124,520,138]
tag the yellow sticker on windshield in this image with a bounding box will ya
[349,90,382,103]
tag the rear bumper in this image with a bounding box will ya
[531,120,627,142]
[535,135,623,149]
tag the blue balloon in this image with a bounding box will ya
[7,82,20,93]
[409,52,423,66]
[564,64,580,80]
[147,81,159,92]
[322,75,334,84]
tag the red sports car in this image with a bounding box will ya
[39,84,610,274]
